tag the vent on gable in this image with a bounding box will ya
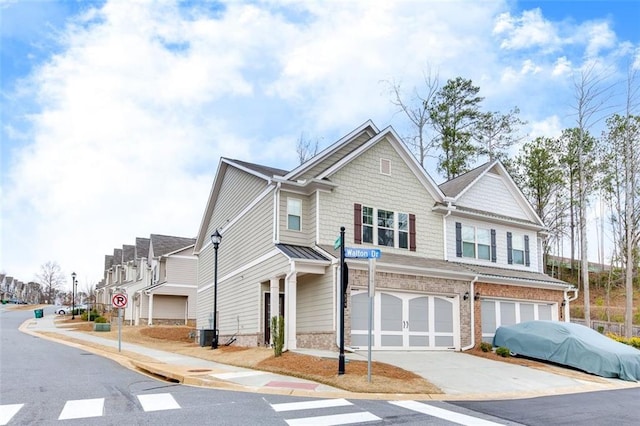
[380,158,391,175]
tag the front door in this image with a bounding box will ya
[264,292,285,345]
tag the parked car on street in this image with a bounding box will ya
[55,304,88,315]
[493,320,640,381]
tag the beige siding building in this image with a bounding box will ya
[193,120,575,353]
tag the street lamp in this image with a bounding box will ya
[211,229,222,349]
[71,272,77,320]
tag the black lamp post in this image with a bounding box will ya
[71,272,77,320]
[211,229,222,349]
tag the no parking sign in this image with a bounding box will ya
[112,292,128,308]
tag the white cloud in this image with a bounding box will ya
[493,9,560,51]
[0,0,637,284]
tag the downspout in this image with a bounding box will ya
[442,202,453,261]
[273,182,281,243]
[283,262,296,351]
[461,276,479,351]
[563,287,579,322]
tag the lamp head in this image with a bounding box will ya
[71,272,76,281]
[211,229,222,248]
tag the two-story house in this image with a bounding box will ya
[134,234,197,325]
[193,120,575,352]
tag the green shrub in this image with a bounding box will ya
[607,333,640,349]
[479,342,492,352]
[597,325,605,334]
[94,316,108,324]
[80,309,100,321]
[271,315,284,357]
[495,346,511,357]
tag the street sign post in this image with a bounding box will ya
[112,292,128,352]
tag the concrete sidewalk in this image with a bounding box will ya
[20,310,640,401]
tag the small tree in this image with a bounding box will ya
[271,315,285,357]
[36,261,66,304]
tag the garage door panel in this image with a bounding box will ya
[434,297,453,333]
[481,299,558,343]
[408,297,428,332]
[381,294,402,331]
[351,291,458,350]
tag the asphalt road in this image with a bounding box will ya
[3,305,638,425]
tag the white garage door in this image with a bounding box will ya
[351,291,459,350]
[481,299,556,343]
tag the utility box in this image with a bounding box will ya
[199,329,215,347]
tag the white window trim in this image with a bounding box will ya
[462,225,491,261]
[362,206,409,250]
[287,197,302,231]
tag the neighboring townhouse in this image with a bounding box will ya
[437,161,577,344]
[191,120,574,353]
[134,234,197,326]
[95,254,114,308]
[123,237,151,325]
[0,274,7,301]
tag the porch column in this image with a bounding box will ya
[270,277,280,346]
[285,273,297,350]
[147,293,153,326]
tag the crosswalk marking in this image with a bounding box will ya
[0,404,23,425]
[272,398,352,412]
[390,400,504,426]
[286,412,381,426]
[137,393,181,412]
[58,398,105,420]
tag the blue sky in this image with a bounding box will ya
[1,0,638,288]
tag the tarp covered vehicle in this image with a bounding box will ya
[493,320,640,381]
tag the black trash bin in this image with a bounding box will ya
[199,329,216,347]
[34,309,44,319]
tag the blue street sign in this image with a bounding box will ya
[344,247,381,259]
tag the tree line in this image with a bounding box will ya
[388,65,639,337]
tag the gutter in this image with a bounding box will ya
[461,275,479,351]
[563,287,579,322]
[442,202,453,261]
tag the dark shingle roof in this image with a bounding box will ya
[122,244,135,262]
[228,158,289,178]
[457,263,570,286]
[150,234,196,257]
[104,255,114,271]
[136,237,150,259]
[276,244,329,261]
[113,248,122,265]
[439,162,494,198]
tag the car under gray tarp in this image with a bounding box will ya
[493,320,640,382]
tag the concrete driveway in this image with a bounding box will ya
[353,350,636,398]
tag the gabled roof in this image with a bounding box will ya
[122,244,135,262]
[228,159,288,179]
[437,160,544,228]
[135,237,150,259]
[113,248,122,266]
[150,234,196,257]
[439,162,494,198]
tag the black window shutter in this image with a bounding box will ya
[490,229,497,263]
[354,204,362,244]
[524,235,530,266]
[507,232,513,264]
[455,222,462,257]
[409,214,416,252]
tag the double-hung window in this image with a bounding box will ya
[456,223,496,262]
[462,226,491,260]
[511,234,525,265]
[287,198,301,231]
[355,204,414,251]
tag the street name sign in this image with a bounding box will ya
[344,247,381,259]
